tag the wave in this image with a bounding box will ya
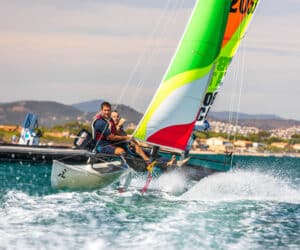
[181,169,300,204]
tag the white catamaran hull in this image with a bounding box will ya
[51,160,127,190]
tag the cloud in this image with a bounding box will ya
[0,1,191,36]
[0,0,299,120]
[0,1,191,110]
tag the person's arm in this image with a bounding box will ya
[95,119,131,141]
[107,134,131,141]
[115,118,126,133]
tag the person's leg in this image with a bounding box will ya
[131,141,149,162]
[99,144,125,155]
[114,147,125,155]
[100,145,117,155]
[130,140,187,167]
[166,155,177,166]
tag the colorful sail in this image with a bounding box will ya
[133,0,232,151]
[197,0,260,123]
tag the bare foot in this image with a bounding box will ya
[166,155,177,167]
[177,157,190,167]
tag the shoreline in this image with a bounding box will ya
[0,142,298,158]
[189,150,300,158]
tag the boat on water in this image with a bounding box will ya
[51,160,128,190]
[0,0,260,190]
[0,143,224,178]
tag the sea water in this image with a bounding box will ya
[0,156,299,250]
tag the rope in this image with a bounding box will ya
[220,11,245,167]
[130,0,188,108]
[90,1,188,159]
[81,1,176,154]
[227,11,249,168]
[115,0,173,110]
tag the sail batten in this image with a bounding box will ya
[133,0,232,150]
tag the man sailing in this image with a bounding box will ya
[92,102,150,162]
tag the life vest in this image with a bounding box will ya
[92,114,117,141]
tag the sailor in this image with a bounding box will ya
[92,102,131,155]
[93,102,178,168]
[111,110,126,136]
[110,110,150,162]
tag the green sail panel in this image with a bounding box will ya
[133,0,231,151]
[197,0,260,123]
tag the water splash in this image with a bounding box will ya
[124,170,189,195]
[1,157,299,249]
[83,239,106,250]
[181,169,300,203]
[152,171,189,194]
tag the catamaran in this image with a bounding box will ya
[0,0,260,190]
[52,0,260,190]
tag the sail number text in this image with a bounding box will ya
[197,92,218,122]
[197,56,232,122]
[230,0,258,14]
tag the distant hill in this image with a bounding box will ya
[0,100,299,130]
[208,111,300,130]
[0,100,142,128]
[72,99,104,113]
[230,119,300,130]
[72,100,143,124]
[0,101,85,127]
[209,111,282,120]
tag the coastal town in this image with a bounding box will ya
[1,119,299,157]
[190,121,300,156]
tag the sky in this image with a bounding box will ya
[0,0,299,120]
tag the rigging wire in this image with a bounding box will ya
[130,0,189,107]
[84,1,190,169]
[90,1,174,154]
[113,0,173,110]
[234,37,247,140]
[224,12,247,168]
[231,35,248,168]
